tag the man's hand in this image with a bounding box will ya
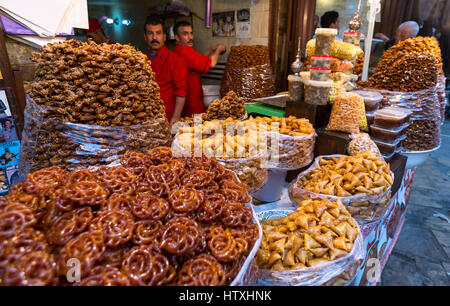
[216,44,227,54]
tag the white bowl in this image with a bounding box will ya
[400,146,441,169]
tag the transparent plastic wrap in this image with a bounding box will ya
[347,133,384,161]
[326,93,361,134]
[220,63,276,102]
[303,78,333,105]
[437,76,447,125]
[19,97,172,176]
[364,87,441,151]
[256,208,365,286]
[266,131,316,170]
[230,199,263,286]
[288,154,393,224]
[171,132,269,193]
[307,39,363,60]
[217,154,269,194]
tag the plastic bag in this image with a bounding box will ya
[307,39,363,60]
[266,131,316,170]
[363,87,441,151]
[217,154,269,193]
[437,76,447,125]
[220,45,275,102]
[230,197,263,285]
[288,154,393,224]
[19,96,172,176]
[326,93,361,134]
[348,133,384,161]
[221,64,276,102]
[255,208,365,286]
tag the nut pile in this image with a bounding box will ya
[326,93,361,134]
[257,198,359,270]
[347,133,383,160]
[0,147,260,286]
[29,39,167,125]
[220,45,275,101]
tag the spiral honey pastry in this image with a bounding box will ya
[132,220,163,245]
[213,167,237,183]
[201,181,220,195]
[77,266,131,286]
[208,229,248,263]
[168,159,186,177]
[181,170,214,188]
[96,166,138,195]
[63,180,109,206]
[147,146,173,165]
[131,193,169,220]
[95,209,135,248]
[221,179,252,203]
[5,184,45,217]
[97,247,129,268]
[46,207,93,245]
[230,223,259,246]
[48,187,76,212]
[183,155,215,172]
[0,205,37,240]
[146,163,180,188]
[121,245,172,286]
[23,166,67,195]
[223,255,246,283]
[120,151,149,178]
[159,217,200,255]
[221,202,252,228]
[136,180,170,198]
[197,194,225,223]
[3,228,50,264]
[168,187,203,213]
[58,230,105,277]
[101,193,133,212]
[38,202,65,230]
[1,251,57,286]
[66,168,97,185]
[177,253,226,286]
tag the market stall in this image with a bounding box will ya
[0,0,445,287]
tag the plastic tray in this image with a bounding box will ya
[373,136,406,155]
[373,106,412,129]
[370,123,409,143]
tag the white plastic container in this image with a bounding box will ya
[202,85,221,107]
[252,169,288,203]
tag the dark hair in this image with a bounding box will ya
[174,21,192,36]
[144,16,165,34]
[320,11,339,28]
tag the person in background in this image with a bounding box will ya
[144,17,188,124]
[84,18,113,44]
[320,11,342,41]
[374,21,420,50]
[173,21,226,117]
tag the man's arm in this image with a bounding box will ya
[209,44,227,68]
[170,96,186,124]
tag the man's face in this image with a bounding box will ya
[330,18,340,30]
[86,29,104,44]
[145,24,166,51]
[5,121,11,129]
[175,25,194,48]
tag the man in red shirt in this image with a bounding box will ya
[173,21,226,117]
[144,17,188,123]
[84,18,114,44]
